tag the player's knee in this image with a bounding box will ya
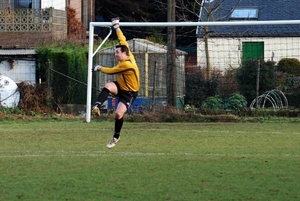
[104,83,111,90]
[104,82,117,94]
[115,112,124,120]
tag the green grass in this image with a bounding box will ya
[1,120,300,201]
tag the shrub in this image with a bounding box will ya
[185,68,219,108]
[277,58,300,76]
[36,44,88,104]
[224,93,247,111]
[236,60,275,105]
[218,67,239,98]
[285,92,300,108]
[202,95,223,110]
[17,82,52,113]
[275,71,300,93]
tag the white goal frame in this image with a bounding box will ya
[86,20,300,122]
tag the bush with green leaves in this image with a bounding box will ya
[275,71,300,93]
[185,72,219,108]
[236,59,275,105]
[218,67,239,98]
[277,58,300,76]
[36,43,88,104]
[202,95,223,110]
[224,93,247,111]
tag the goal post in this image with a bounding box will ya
[86,20,300,122]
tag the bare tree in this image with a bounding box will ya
[167,0,177,107]
[153,0,242,79]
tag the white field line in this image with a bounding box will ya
[8,127,300,135]
[123,129,300,135]
[120,129,299,135]
[0,150,299,158]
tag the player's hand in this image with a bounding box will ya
[111,17,120,29]
[92,64,101,72]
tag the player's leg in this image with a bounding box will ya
[114,101,127,137]
[92,82,118,116]
[106,91,137,148]
[106,102,127,148]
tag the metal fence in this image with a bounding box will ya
[47,24,300,114]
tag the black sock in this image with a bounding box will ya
[95,87,110,106]
[113,132,120,139]
[114,118,123,139]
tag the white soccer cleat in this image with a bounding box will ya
[106,137,120,148]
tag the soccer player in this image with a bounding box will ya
[91,17,140,148]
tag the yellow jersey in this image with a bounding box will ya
[100,29,140,92]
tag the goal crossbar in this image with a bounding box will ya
[90,20,300,27]
[86,20,300,122]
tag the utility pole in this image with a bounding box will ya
[167,0,177,107]
[255,60,260,109]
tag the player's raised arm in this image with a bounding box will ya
[111,17,130,51]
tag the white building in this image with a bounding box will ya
[196,0,300,72]
[0,49,36,84]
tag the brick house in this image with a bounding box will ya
[0,0,94,86]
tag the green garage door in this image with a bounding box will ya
[242,42,264,63]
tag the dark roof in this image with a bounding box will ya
[197,0,300,37]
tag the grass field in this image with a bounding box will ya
[1,119,300,201]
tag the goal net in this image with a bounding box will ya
[86,20,300,122]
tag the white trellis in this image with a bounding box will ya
[250,89,288,111]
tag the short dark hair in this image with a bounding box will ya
[115,44,129,56]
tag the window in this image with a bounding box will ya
[0,1,14,9]
[230,8,259,20]
[16,0,40,9]
[0,0,40,9]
